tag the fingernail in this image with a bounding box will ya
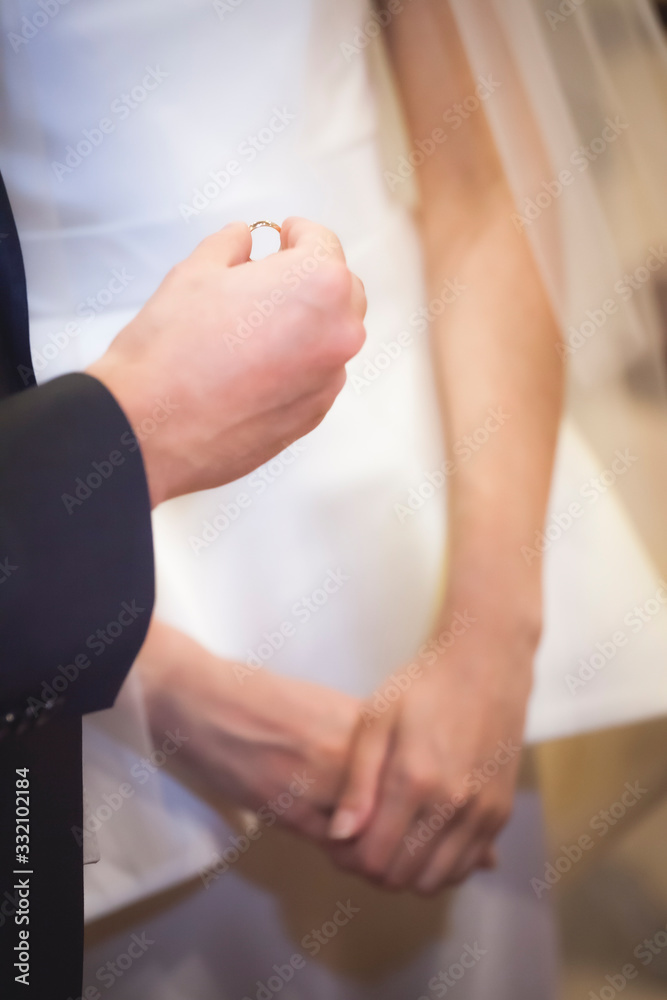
[329,810,358,840]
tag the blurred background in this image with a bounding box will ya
[9,0,662,994]
[536,4,667,997]
[539,718,667,999]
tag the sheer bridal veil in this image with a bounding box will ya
[450,0,667,571]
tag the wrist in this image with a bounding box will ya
[444,529,544,642]
[436,571,543,659]
[427,601,537,705]
[86,356,173,508]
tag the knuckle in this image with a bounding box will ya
[283,297,318,342]
[164,259,189,287]
[319,319,365,369]
[167,256,212,294]
[446,780,474,813]
[308,260,351,306]
[339,317,367,359]
[194,233,230,267]
[353,275,368,313]
[197,233,219,256]
[391,762,437,802]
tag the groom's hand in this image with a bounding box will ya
[137,621,359,840]
[88,217,366,506]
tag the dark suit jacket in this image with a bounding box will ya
[0,174,155,996]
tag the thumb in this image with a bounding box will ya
[329,709,392,841]
[280,216,345,262]
[192,221,253,268]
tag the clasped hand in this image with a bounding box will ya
[139,615,534,895]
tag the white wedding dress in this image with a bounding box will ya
[2,0,667,997]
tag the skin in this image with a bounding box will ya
[130,2,564,897]
[90,217,367,506]
[90,214,367,836]
[327,0,564,892]
[138,621,359,842]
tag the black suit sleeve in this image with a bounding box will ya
[0,370,154,720]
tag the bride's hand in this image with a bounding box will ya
[326,605,537,893]
[136,620,359,840]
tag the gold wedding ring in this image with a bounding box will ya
[249,220,281,234]
[248,220,282,261]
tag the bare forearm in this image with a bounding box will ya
[327,4,563,891]
[383,0,564,638]
[423,197,563,635]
